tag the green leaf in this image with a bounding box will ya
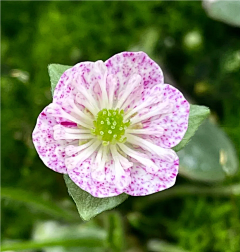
[48,64,72,95]
[1,187,78,222]
[64,175,128,221]
[203,0,240,27]
[173,105,210,152]
[178,119,239,182]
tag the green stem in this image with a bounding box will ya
[105,211,125,252]
[134,184,240,211]
[1,237,105,251]
[1,187,79,222]
[148,239,190,252]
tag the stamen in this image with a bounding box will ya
[53,124,90,134]
[115,74,142,110]
[73,80,100,114]
[120,91,142,112]
[106,75,117,109]
[130,102,173,125]
[54,132,93,141]
[75,92,99,116]
[65,97,94,125]
[93,61,109,109]
[91,145,108,182]
[95,145,103,165]
[126,126,164,136]
[124,84,164,121]
[124,96,158,121]
[47,103,92,129]
[126,134,176,162]
[117,143,159,173]
[110,145,133,170]
[65,139,96,156]
[92,108,130,144]
[120,81,144,112]
[110,145,131,189]
[65,140,101,170]
[53,124,93,141]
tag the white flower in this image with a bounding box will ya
[32,52,190,198]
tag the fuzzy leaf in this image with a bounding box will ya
[178,119,239,182]
[203,0,240,27]
[173,105,210,152]
[48,64,72,95]
[64,175,128,221]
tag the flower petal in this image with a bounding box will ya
[105,51,164,99]
[67,154,131,198]
[140,84,190,148]
[115,74,143,111]
[123,151,179,196]
[52,61,104,113]
[53,62,91,104]
[32,106,70,173]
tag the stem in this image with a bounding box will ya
[1,237,105,251]
[134,184,240,211]
[105,211,125,252]
[1,187,79,222]
[148,239,190,252]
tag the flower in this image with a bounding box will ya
[32,52,190,198]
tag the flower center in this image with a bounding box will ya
[91,108,130,145]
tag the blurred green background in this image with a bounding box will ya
[1,1,240,252]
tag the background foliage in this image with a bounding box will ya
[1,1,240,252]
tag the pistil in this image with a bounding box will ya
[91,108,130,145]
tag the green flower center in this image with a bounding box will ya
[91,108,130,145]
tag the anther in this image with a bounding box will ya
[91,108,130,144]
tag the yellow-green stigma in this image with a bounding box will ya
[91,108,130,145]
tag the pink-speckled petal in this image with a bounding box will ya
[105,52,164,95]
[115,74,144,111]
[141,84,190,149]
[53,62,102,111]
[123,151,179,196]
[32,105,71,174]
[67,156,131,198]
